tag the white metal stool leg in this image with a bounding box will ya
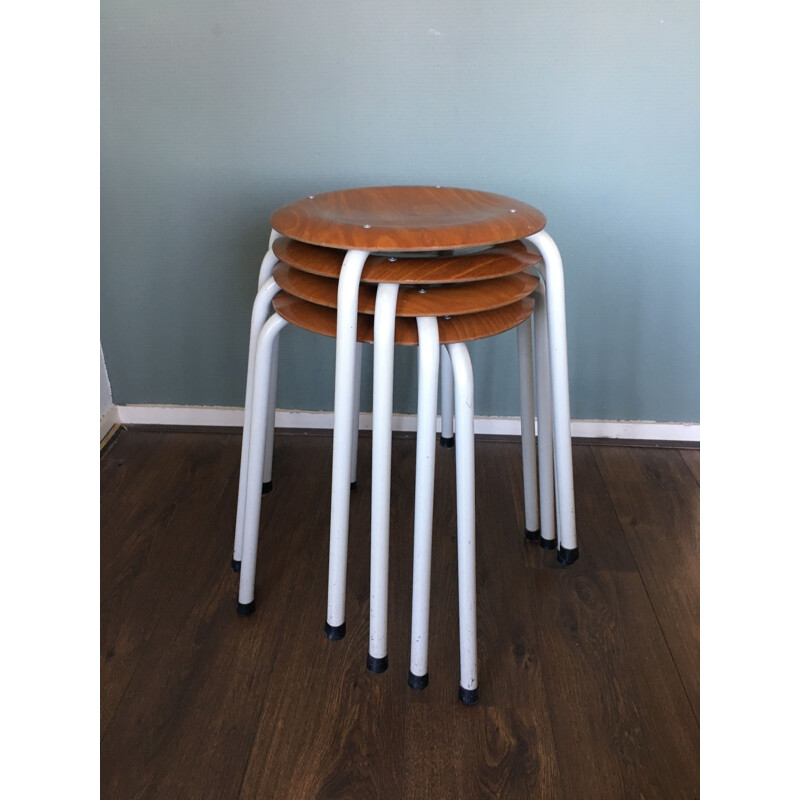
[408,317,440,690]
[237,312,289,613]
[526,231,579,564]
[232,277,281,571]
[446,341,479,705]
[326,249,370,639]
[517,317,541,541]
[261,338,279,495]
[440,344,455,448]
[350,342,363,490]
[256,230,282,497]
[368,283,399,674]
[532,283,556,549]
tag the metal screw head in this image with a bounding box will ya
[362,224,372,229]
[418,287,427,294]
[388,257,397,262]
[509,208,517,213]
[307,195,315,199]
[443,315,452,320]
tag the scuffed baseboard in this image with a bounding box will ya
[110,404,699,443]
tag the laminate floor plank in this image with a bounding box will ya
[592,446,700,720]
[239,434,414,800]
[101,433,331,799]
[404,440,563,800]
[101,432,239,735]
[680,448,700,484]
[529,568,700,800]
[101,432,700,800]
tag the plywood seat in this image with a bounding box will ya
[270,186,546,251]
[272,262,538,318]
[271,290,534,346]
[273,236,542,284]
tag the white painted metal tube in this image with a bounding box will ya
[261,337,279,489]
[517,317,540,536]
[446,341,478,699]
[257,229,281,289]
[238,313,288,608]
[350,342,363,487]
[532,284,556,547]
[233,277,281,564]
[408,317,440,681]
[440,344,455,442]
[326,249,370,634]
[369,283,399,668]
[527,231,578,556]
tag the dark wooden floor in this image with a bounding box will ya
[101,428,699,800]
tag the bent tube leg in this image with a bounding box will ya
[408,317,440,687]
[446,342,479,703]
[517,317,540,540]
[233,278,281,567]
[527,231,578,562]
[326,249,370,638]
[368,283,399,673]
[257,229,281,289]
[238,313,288,612]
[350,342,363,489]
[440,344,455,446]
[532,284,556,548]
[261,336,279,494]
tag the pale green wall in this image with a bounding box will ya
[101,0,699,422]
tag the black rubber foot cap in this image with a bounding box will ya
[557,546,580,566]
[539,537,557,551]
[367,654,388,674]
[459,686,479,705]
[440,435,455,448]
[525,528,541,543]
[325,621,346,641]
[231,558,241,573]
[261,481,272,495]
[350,481,358,492]
[237,600,255,616]
[408,671,429,691]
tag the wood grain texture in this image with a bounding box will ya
[273,262,537,317]
[271,186,546,251]
[680,448,700,483]
[272,291,534,346]
[273,236,542,283]
[592,446,700,722]
[101,431,699,799]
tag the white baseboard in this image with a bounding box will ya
[112,404,699,442]
[100,405,120,440]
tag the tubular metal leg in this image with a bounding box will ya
[350,342,363,490]
[261,337,279,495]
[532,284,556,549]
[446,342,479,705]
[237,313,289,613]
[368,284,399,673]
[232,278,281,570]
[326,249,370,639]
[259,228,281,494]
[527,231,578,564]
[440,344,455,447]
[408,317,440,690]
[517,317,540,541]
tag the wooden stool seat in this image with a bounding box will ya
[271,291,534,346]
[272,262,538,318]
[271,186,546,251]
[273,236,542,284]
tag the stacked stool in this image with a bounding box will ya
[232,186,579,704]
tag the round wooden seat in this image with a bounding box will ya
[270,186,546,252]
[272,291,535,346]
[273,237,542,285]
[272,262,538,318]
